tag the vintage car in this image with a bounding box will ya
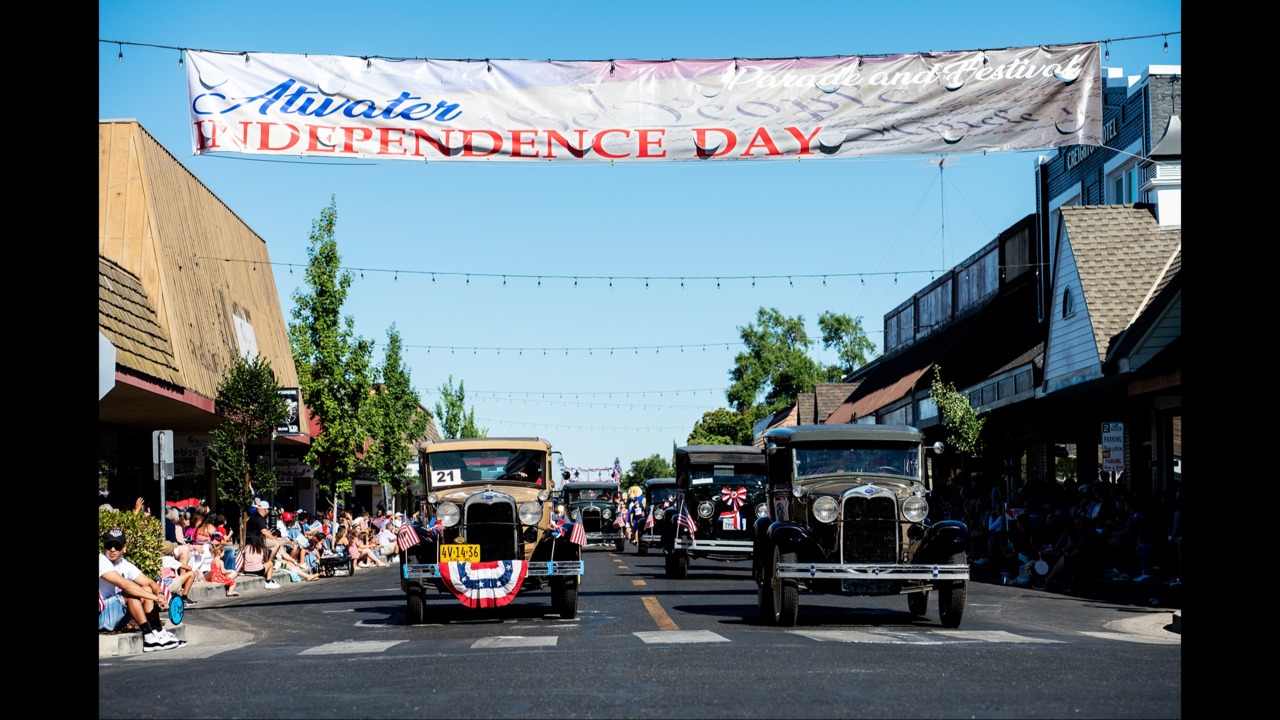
[636,477,677,555]
[562,481,627,551]
[663,445,767,579]
[753,424,969,627]
[400,437,584,623]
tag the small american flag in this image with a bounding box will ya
[156,577,172,603]
[569,520,587,547]
[98,591,106,613]
[645,512,655,530]
[397,522,422,552]
[676,504,698,540]
[234,550,245,572]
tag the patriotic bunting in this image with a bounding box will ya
[438,560,528,608]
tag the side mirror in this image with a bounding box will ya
[765,442,777,456]
[929,441,945,455]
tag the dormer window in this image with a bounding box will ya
[1062,287,1076,318]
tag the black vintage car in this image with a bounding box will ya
[562,481,626,551]
[636,477,677,556]
[663,445,767,578]
[753,424,969,627]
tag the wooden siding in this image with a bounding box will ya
[1129,295,1180,369]
[98,121,300,410]
[1043,236,1101,392]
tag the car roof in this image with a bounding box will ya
[562,481,620,489]
[421,437,552,453]
[762,424,923,445]
[645,477,676,487]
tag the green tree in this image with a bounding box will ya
[930,365,985,456]
[288,198,375,514]
[434,375,486,439]
[688,407,754,446]
[621,454,674,495]
[818,310,877,376]
[365,325,432,496]
[206,353,289,540]
[727,307,844,416]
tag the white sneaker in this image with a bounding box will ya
[142,630,179,652]
[264,580,281,589]
[158,629,188,648]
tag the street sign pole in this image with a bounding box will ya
[153,430,174,528]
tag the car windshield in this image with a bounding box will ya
[794,445,919,480]
[688,471,766,487]
[565,487,615,503]
[427,449,545,487]
[648,487,679,506]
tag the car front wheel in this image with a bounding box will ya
[406,589,426,625]
[772,547,799,627]
[552,577,578,620]
[937,552,968,628]
[907,590,930,616]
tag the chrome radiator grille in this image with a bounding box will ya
[841,495,898,563]
[464,497,518,559]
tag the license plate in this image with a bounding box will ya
[440,544,480,563]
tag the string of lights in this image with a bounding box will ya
[469,387,723,398]
[102,31,1177,65]
[477,417,693,432]
[193,255,943,288]
[409,342,740,355]
[467,397,710,410]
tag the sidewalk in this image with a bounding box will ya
[968,559,1181,635]
[98,562,365,658]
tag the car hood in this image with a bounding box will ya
[432,485,544,504]
[800,475,921,498]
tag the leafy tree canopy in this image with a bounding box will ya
[433,375,486,439]
[288,197,375,505]
[620,454,674,495]
[688,407,755,446]
[930,365,985,456]
[206,352,288,539]
[365,325,432,495]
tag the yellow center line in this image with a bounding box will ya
[617,565,628,569]
[631,579,646,586]
[641,595,679,631]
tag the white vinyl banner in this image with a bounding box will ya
[187,44,1101,163]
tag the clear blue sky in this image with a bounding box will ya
[99,1,1181,476]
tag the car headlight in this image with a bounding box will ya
[426,492,438,504]
[556,503,566,515]
[755,503,769,519]
[518,501,543,525]
[603,507,613,519]
[537,490,550,502]
[437,502,461,527]
[571,509,580,521]
[698,501,715,518]
[792,483,805,498]
[652,509,664,522]
[901,495,929,523]
[812,496,838,523]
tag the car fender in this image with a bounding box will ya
[767,521,816,556]
[914,519,969,562]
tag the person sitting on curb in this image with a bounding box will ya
[205,532,240,597]
[99,529,187,652]
[160,544,198,605]
[238,534,281,589]
[246,499,284,566]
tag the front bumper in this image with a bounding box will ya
[673,537,753,554]
[775,561,969,581]
[403,560,584,580]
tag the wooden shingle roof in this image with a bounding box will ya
[99,256,184,387]
[1060,204,1182,360]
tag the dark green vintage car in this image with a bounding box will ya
[663,445,767,579]
[753,424,969,628]
[563,481,626,551]
[636,477,677,556]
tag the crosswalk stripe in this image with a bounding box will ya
[299,640,406,655]
[634,630,729,644]
[471,636,558,648]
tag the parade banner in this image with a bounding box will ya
[186,44,1101,163]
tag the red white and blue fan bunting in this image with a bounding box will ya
[439,560,529,608]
